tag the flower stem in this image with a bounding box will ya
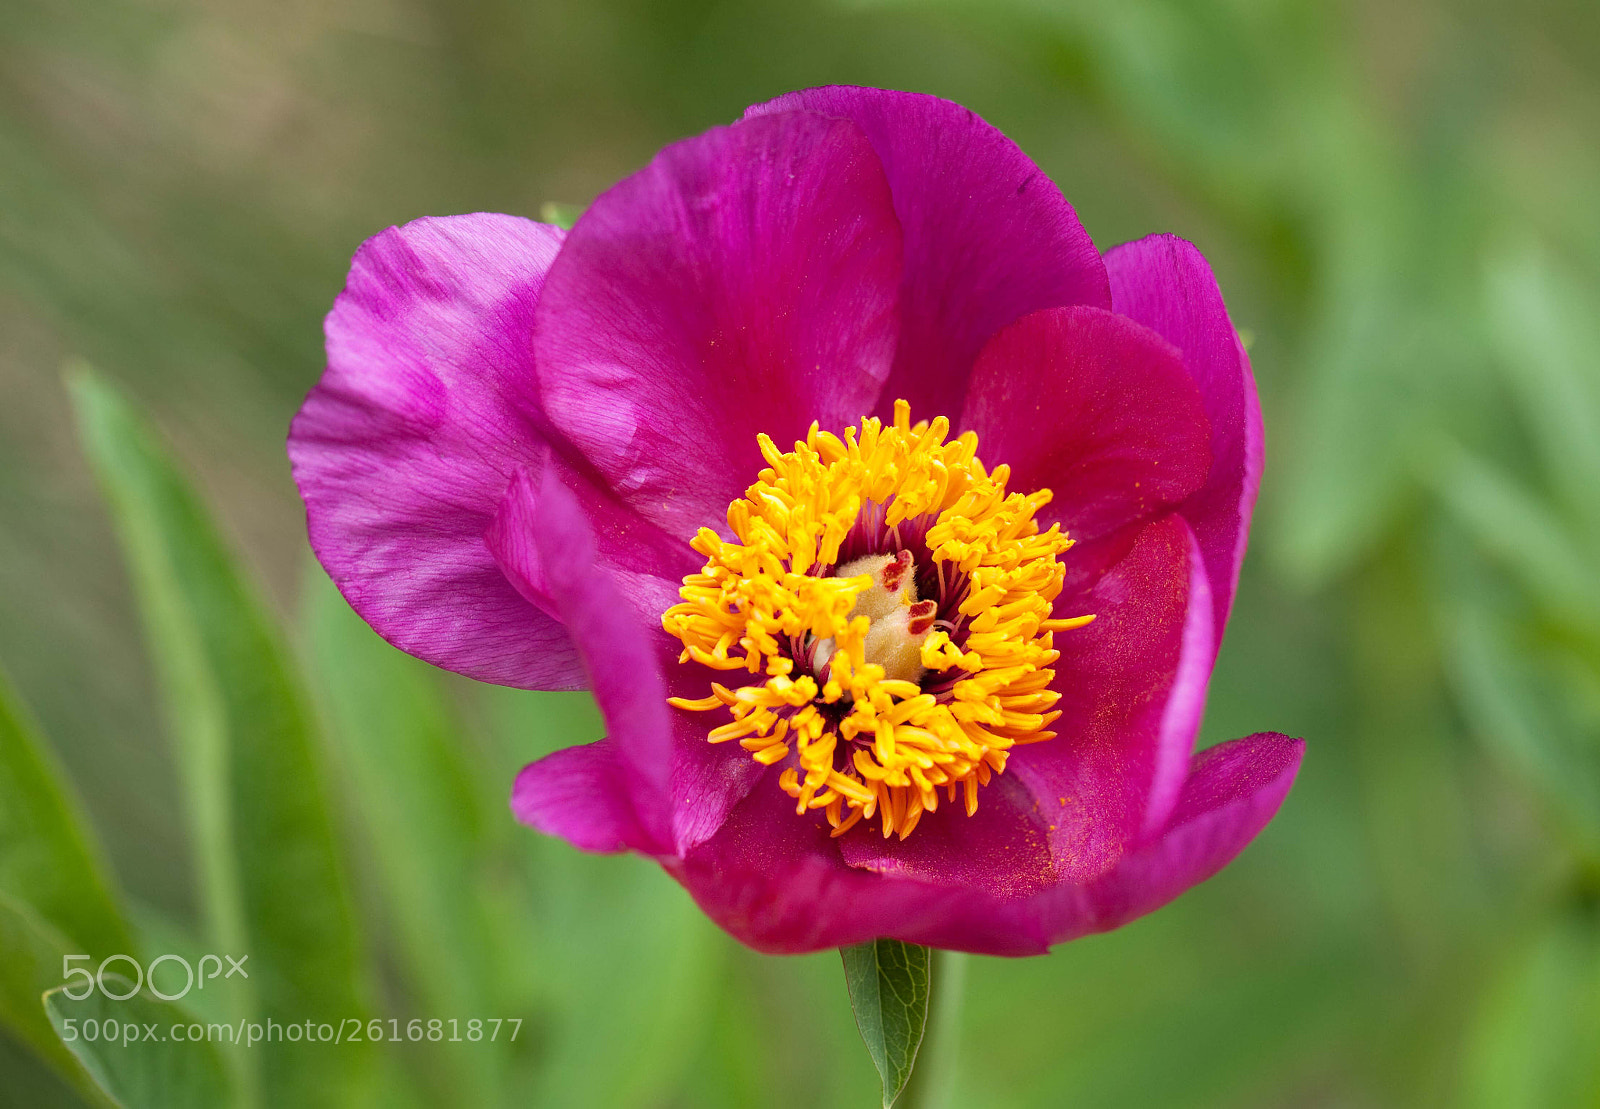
[899,948,967,1109]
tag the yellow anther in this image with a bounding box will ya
[661,402,1094,839]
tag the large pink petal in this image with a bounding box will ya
[535,110,903,540]
[671,768,1049,955]
[491,466,764,855]
[289,213,582,690]
[668,733,1301,956]
[1105,235,1263,643]
[748,86,1110,420]
[960,305,1212,584]
[1009,514,1214,878]
[1031,732,1304,943]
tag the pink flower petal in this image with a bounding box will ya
[671,768,1007,954]
[960,304,1212,567]
[1010,514,1214,877]
[535,110,904,540]
[673,733,1300,955]
[749,86,1111,419]
[489,467,674,851]
[1032,732,1304,943]
[836,772,1059,900]
[481,444,691,630]
[289,214,582,690]
[1105,235,1264,643]
[512,741,651,854]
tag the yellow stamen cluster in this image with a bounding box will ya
[663,401,1093,840]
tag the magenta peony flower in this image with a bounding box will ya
[289,86,1302,956]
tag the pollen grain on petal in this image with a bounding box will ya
[661,400,1092,840]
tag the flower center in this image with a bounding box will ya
[663,400,1094,840]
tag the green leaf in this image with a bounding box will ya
[529,857,720,1108]
[841,939,932,1109]
[1485,244,1600,540]
[68,366,375,1108]
[0,892,112,1105]
[1443,588,1600,856]
[1463,910,1600,1108]
[45,974,230,1109]
[0,665,134,971]
[302,569,508,1105]
[1429,445,1600,633]
[0,670,133,1100]
[538,201,585,230]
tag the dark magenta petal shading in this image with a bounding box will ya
[1030,732,1303,944]
[748,86,1111,419]
[288,213,582,690]
[1105,235,1264,644]
[1010,514,1214,878]
[512,741,652,854]
[671,768,1034,955]
[535,110,903,540]
[672,730,1300,956]
[491,465,766,854]
[961,305,1212,557]
[837,772,1059,900]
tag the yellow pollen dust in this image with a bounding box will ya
[662,400,1095,841]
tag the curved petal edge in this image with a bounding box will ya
[289,213,583,691]
[1037,732,1304,945]
[512,741,652,854]
[1104,234,1264,644]
[749,86,1111,419]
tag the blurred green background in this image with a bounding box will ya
[3,0,1599,1105]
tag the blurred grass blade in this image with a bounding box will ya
[303,569,506,1105]
[0,666,134,963]
[1485,245,1600,540]
[841,939,932,1108]
[0,670,133,1101]
[0,892,113,1106]
[1464,910,1600,1107]
[524,854,720,1108]
[45,974,230,1109]
[68,366,373,1108]
[1444,593,1600,857]
[1430,445,1600,632]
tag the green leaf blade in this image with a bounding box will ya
[303,570,508,1105]
[0,892,114,1105]
[69,367,376,1108]
[0,666,135,969]
[45,975,231,1109]
[841,939,932,1109]
[0,655,135,1100]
